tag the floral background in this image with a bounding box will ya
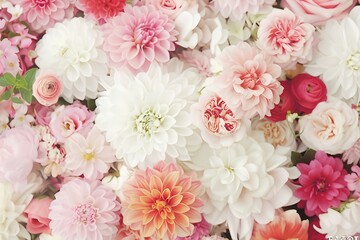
[1,0,360,239]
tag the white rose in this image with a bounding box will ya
[299,101,359,154]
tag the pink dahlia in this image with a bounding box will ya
[13,0,76,33]
[295,151,350,217]
[49,178,120,240]
[213,42,283,119]
[345,165,360,200]
[102,5,178,72]
[76,0,126,23]
[121,161,204,239]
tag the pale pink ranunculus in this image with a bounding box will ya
[49,101,95,143]
[24,197,52,234]
[212,42,283,119]
[0,127,40,192]
[299,101,360,155]
[33,74,63,107]
[281,0,357,26]
[257,8,315,69]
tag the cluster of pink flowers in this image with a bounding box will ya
[1,0,360,240]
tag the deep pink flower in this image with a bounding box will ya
[345,165,360,200]
[13,0,76,33]
[121,161,204,239]
[213,42,283,119]
[49,179,120,240]
[295,151,350,217]
[76,0,126,23]
[102,5,178,72]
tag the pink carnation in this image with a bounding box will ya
[257,8,315,69]
[0,127,40,192]
[76,0,126,23]
[49,101,94,143]
[213,42,283,119]
[121,161,204,239]
[281,0,357,26]
[49,179,120,240]
[345,165,360,201]
[295,151,350,217]
[13,0,76,33]
[102,5,178,72]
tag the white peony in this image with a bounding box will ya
[35,17,108,102]
[95,60,198,168]
[200,131,299,240]
[315,201,360,237]
[306,6,360,103]
[0,173,42,240]
[299,100,360,155]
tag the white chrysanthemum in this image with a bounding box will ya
[306,6,360,103]
[35,17,108,102]
[200,131,299,240]
[95,61,198,168]
[0,173,42,240]
[315,201,360,237]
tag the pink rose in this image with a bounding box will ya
[267,80,296,122]
[0,127,40,192]
[290,73,327,114]
[49,101,95,142]
[33,73,63,106]
[257,8,315,69]
[24,197,52,234]
[34,103,54,126]
[281,0,357,26]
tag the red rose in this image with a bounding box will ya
[291,73,327,114]
[267,80,296,122]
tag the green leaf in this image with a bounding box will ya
[19,89,33,104]
[11,96,23,104]
[2,73,16,86]
[0,90,11,101]
[24,68,37,89]
[291,149,316,166]
[86,98,96,111]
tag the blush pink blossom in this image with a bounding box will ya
[177,49,213,78]
[295,151,350,217]
[102,5,178,72]
[345,165,360,200]
[49,179,120,240]
[121,161,204,239]
[33,73,63,107]
[49,101,95,143]
[213,42,283,119]
[76,0,126,23]
[34,104,54,126]
[0,38,20,76]
[24,197,52,234]
[175,216,210,240]
[0,127,40,192]
[342,138,360,165]
[281,0,357,26]
[13,0,76,33]
[257,8,315,69]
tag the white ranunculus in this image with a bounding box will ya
[299,101,360,155]
[315,201,360,237]
[95,60,198,168]
[35,17,108,102]
[201,131,299,240]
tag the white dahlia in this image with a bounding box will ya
[35,17,108,102]
[95,61,197,168]
[306,6,360,103]
[201,131,299,240]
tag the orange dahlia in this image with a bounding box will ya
[121,161,204,239]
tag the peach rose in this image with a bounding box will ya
[281,0,357,25]
[24,197,53,234]
[33,74,63,106]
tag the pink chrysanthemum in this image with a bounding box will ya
[14,0,76,33]
[295,151,350,217]
[345,165,360,200]
[121,161,204,239]
[102,5,178,72]
[213,42,283,119]
[76,0,126,23]
[49,179,120,240]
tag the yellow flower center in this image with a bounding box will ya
[83,152,95,161]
